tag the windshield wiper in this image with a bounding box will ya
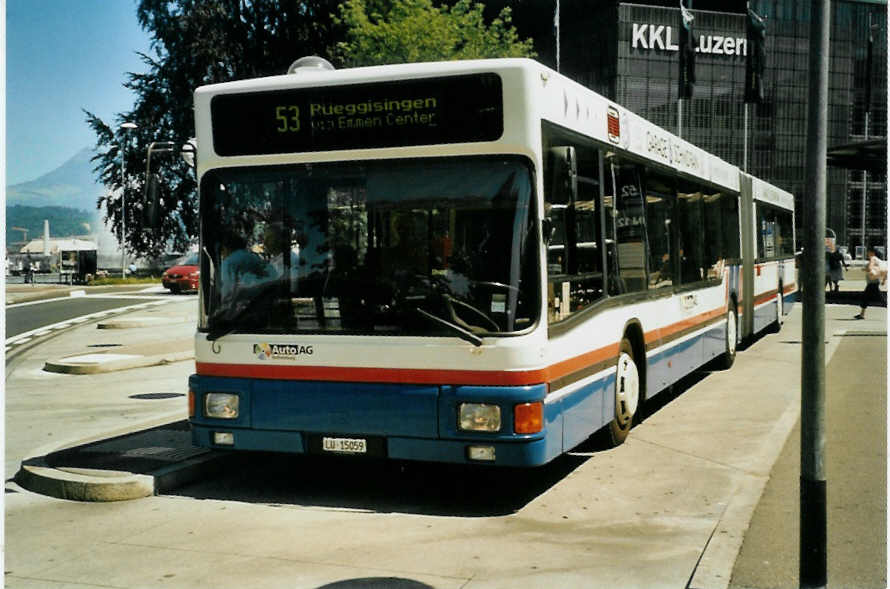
[415,308,483,347]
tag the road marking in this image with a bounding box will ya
[5,299,176,347]
[7,293,174,309]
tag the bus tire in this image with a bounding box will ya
[718,306,738,369]
[608,338,641,446]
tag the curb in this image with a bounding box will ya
[13,418,236,502]
[44,350,194,374]
[97,315,189,329]
[15,461,155,502]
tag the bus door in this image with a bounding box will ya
[739,174,756,340]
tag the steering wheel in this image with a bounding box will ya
[444,294,501,332]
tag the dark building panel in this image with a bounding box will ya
[495,0,886,252]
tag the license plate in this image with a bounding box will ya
[321,437,367,454]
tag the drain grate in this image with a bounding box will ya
[89,343,123,348]
[129,393,186,400]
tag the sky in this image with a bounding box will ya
[6,0,153,185]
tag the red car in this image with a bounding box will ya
[161,253,199,293]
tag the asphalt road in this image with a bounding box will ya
[5,295,165,339]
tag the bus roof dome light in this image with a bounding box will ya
[287,56,335,75]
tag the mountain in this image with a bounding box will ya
[6,148,108,248]
[6,147,106,211]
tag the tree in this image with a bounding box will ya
[86,0,341,257]
[334,0,535,67]
[87,0,534,258]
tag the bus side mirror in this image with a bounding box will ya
[548,146,577,205]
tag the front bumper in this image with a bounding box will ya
[188,374,560,467]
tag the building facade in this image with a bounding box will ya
[504,0,887,252]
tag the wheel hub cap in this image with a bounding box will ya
[615,352,640,425]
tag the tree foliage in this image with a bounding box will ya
[6,205,95,246]
[85,0,340,257]
[334,0,535,67]
[86,0,534,257]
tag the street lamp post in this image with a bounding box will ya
[120,122,138,278]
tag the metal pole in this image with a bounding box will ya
[800,0,829,587]
[120,138,126,279]
[678,98,684,139]
[861,111,868,254]
[119,122,137,278]
[742,102,748,172]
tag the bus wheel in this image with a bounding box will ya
[718,307,738,369]
[609,338,640,446]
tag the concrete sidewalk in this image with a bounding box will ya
[4,296,198,482]
[4,290,887,588]
[729,305,887,588]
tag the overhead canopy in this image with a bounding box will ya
[826,138,887,174]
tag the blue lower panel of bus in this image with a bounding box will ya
[189,375,562,466]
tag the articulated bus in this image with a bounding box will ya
[188,57,795,467]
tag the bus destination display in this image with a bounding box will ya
[211,73,503,156]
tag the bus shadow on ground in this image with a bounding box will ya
[167,448,594,517]
[168,369,716,517]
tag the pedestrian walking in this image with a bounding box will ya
[827,247,848,292]
[854,246,887,319]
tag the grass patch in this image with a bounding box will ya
[87,276,161,286]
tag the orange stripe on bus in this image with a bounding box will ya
[197,303,732,386]
[195,362,551,386]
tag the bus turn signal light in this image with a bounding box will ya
[514,402,543,434]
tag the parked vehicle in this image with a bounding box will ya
[161,253,199,293]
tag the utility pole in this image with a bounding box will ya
[800,0,829,587]
[119,122,138,278]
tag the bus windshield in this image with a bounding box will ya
[199,156,538,340]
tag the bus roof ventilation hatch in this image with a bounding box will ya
[287,56,335,75]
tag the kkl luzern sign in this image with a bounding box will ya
[631,23,748,56]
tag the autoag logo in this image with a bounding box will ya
[254,343,314,361]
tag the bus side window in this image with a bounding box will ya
[723,195,741,259]
[644,172,675,288]
[542,136,604,324]
[676,182,706,285]
[757,204,775,259]
[702,191,725,280]
[609,161,647,293]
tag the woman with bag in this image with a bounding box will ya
[854,246,887,319]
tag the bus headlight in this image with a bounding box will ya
[204,393,239,419]
[458,403,501,432]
